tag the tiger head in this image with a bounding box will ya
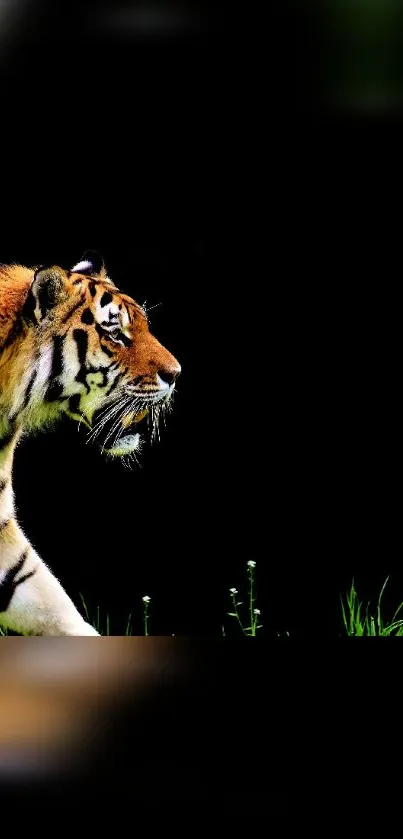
[21,251,181,461]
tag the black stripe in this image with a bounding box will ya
[100,291,113,307]
[101,343,114,358]
[0,427,15,450]
[0,478,8,494]
[20,368,38,412]
[68,394,81,415]
[45,380,65,402]
[0,549,36,613]
[73,328,90,391]
[81,308,94,325]
[43,335,66,402]
[51,334,65,379]
[73,328,88,367]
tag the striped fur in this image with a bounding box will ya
[0,253,180,635]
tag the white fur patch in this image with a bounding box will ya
[105,433,140,457]
[11,345,53,416]
[71,260,93,273]
[96,299,119,325]
[33,345,58,405]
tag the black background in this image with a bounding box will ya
[1,1,401,636]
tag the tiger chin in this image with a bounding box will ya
[0,251,181,636]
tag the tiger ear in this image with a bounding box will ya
[22,266,68,324]
[71,250,106,278]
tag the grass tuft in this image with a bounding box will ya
[340,577,403,636]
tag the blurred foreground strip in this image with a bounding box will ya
[0,638,187,785]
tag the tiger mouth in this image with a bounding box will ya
[121,408,149,429]
[103,408,150,458]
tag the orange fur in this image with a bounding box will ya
[0,257,180,635]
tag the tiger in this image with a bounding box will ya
[0,251,181,635]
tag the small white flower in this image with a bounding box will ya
[247,560,256,568]
[142,595,151,603]
[229,587,238,594]
[254,608,261,615]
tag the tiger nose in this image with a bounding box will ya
[158,362,181,386]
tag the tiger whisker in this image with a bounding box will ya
[85,383,129,422]
[87,414,119,444]
[106,396,150,448]
[87,398,124,429]
[77,411,89,432]
[99,395,148,450]
[102,403,134,449]
[86,400,129,444]
[86,387,173,454]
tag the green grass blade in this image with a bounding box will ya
[349,581,357,635]
[355,598,362,633]
[391,600,403,623]
[79,592,91,624]
[382,620,403,636]
[377,576,389,633]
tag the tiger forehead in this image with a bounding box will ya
[71,275,148,324]
[95,291,147,326]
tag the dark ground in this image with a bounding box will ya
[0,1,401,637]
